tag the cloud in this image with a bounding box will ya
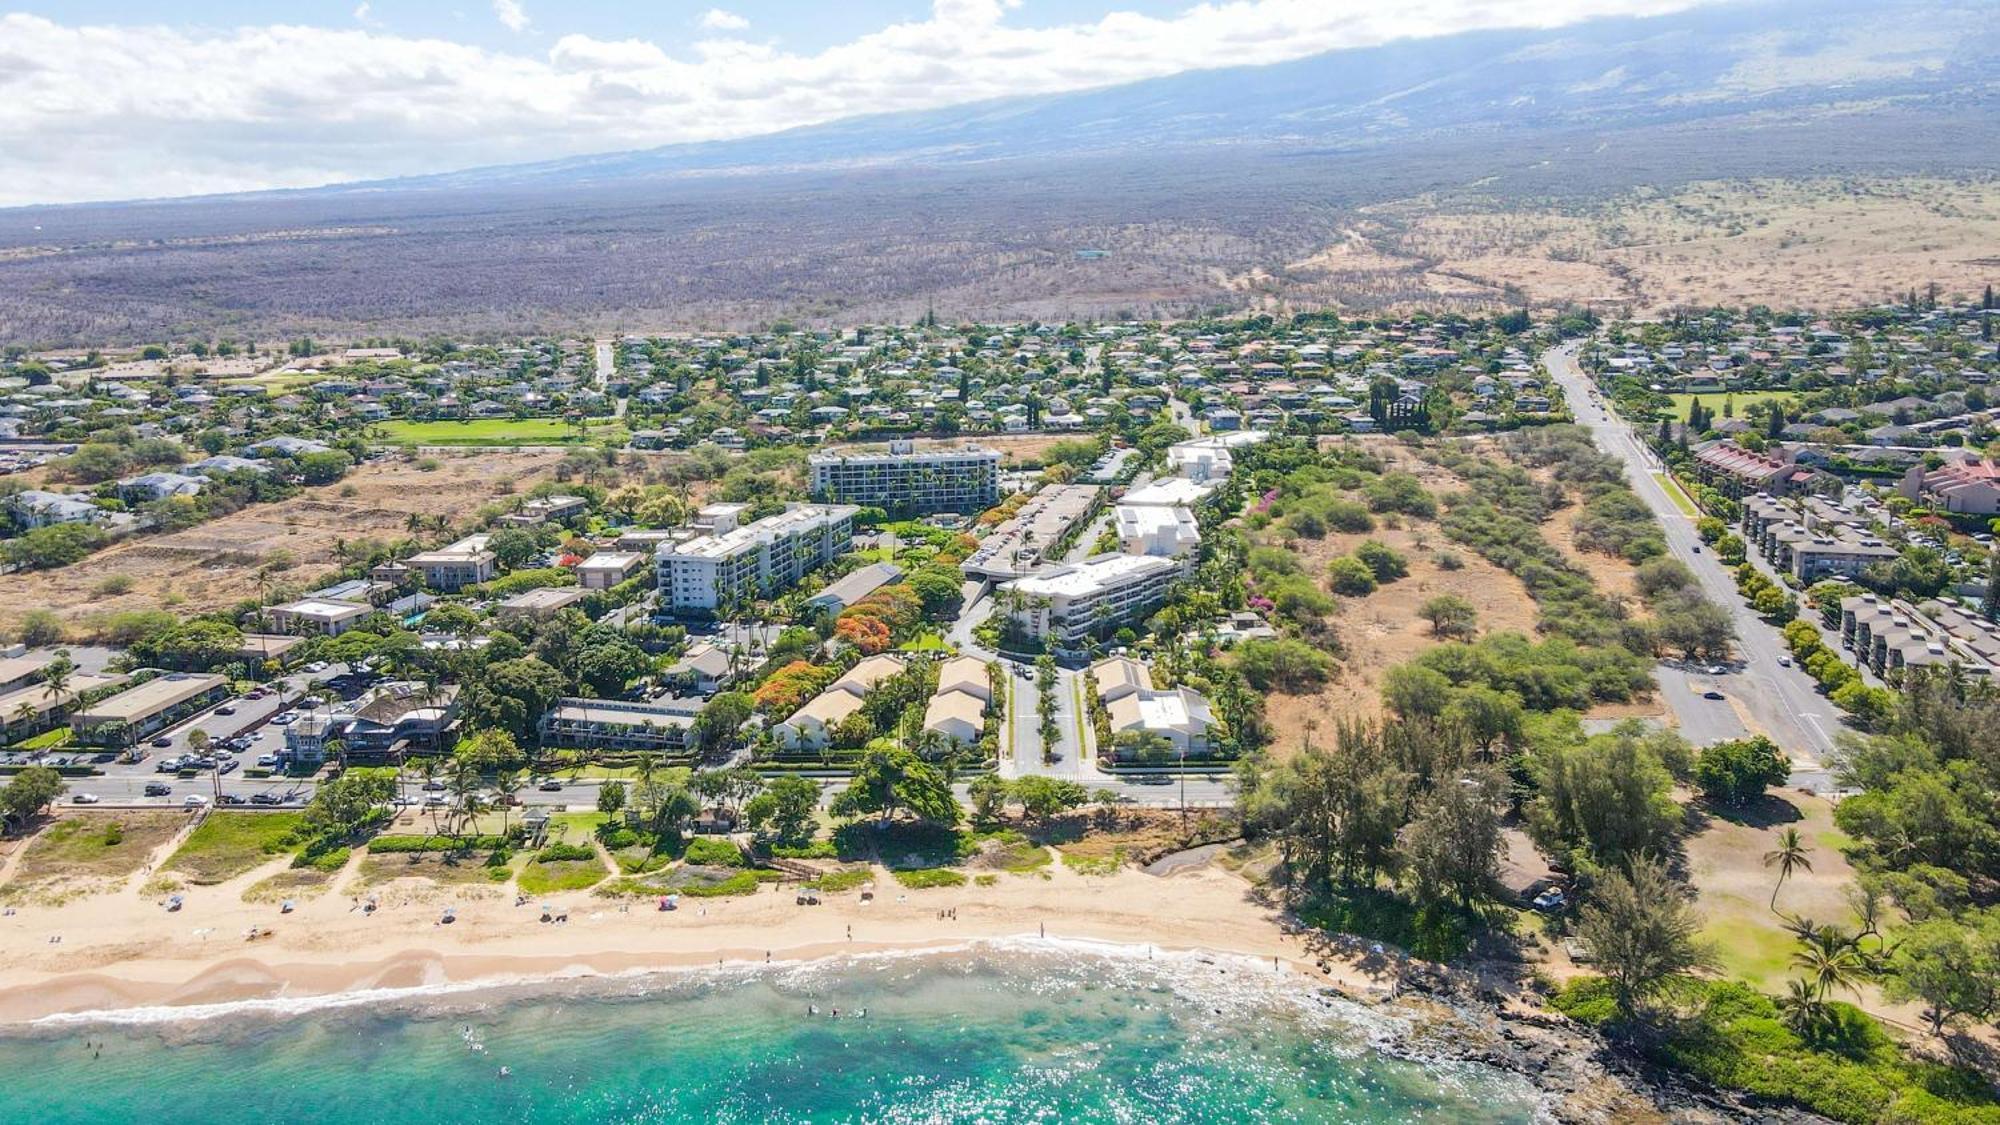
[698,8,750,32]
[492,0,530,33]
[353,2,375,25]
[0,1,1718,207]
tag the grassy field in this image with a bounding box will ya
[3,812,186,900]
[515,854,607,895]
[1655,471,1699,518]
[372,418,629,447]
[163,812,303,884]
[1665,390,1800,417]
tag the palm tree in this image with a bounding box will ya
[1777,978,1829,1039]
[1791,925,1868,1002]
[39,659,74,716]
[492,769,524,835]
[12,699,38,736]
[1763,827,1812,912]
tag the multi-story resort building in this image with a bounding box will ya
[656,504,858,616]
[808,440,1000,513]
[1000,553,1182,650]
[1739,495,1899,581]
[403,534,498,592]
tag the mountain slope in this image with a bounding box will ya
[370,0,1998,193]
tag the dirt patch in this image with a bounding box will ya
[2,811,190,903]
[1373,176,2000,314]
[1545,504,1640,605]
[1261,518,1538,749]
[0,450,561,634]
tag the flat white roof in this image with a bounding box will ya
[1121,478,1216,506]
[276,599,371,618]
[663,504,857,561]
[1007,553,1177,598]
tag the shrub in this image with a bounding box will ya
[1326,556,1378,596]
[892,868,967,889]
[536,842,597,863]
[1354,540,1408,582]
[683,837,745,867]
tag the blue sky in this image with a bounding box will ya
[0,1,1706,206]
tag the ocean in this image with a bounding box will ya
[0,942,1542,1123]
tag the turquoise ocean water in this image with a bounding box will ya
[0,943,1540,1123]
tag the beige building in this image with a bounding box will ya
[70,673,227,746]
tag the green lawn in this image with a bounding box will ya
[164,812,304,884]
[516,856,607,895]
[371,418,629,447]
[898,631,949,652]
[1700,915,1799,989]
[1666,390,1800,418]
[1654,472,1699,518]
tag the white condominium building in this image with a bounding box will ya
[1113,504,1201,560]
[1000,553,1181,648]
[809,440,1000,513]
[656,504,858,615]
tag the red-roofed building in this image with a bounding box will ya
[1691,441,1796,499]
[1901,454,2000,515]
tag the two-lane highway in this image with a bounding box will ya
[1544,342,1845,788]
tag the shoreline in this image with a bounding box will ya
[0,859,1382,1027]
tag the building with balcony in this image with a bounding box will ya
[656,504,858,616]
[1000,554,1181,650]
[808,440,1000,514]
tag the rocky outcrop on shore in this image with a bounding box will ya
[1374,969,1834,1124]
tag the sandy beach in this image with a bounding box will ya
[0,853,1388,1025]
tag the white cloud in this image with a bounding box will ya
[492,0,530,33]
[0,1,1716,207]
[353,2,374,25]
[698,8,750,32]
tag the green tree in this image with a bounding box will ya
[1416,594,1478,639]
[488,528,541,570]
[1693,735,1790,808]
[1008,776,1090,824]
[693,692,755,755]
[0,766,67,832]
[967,773,1008,822]
[1381,664,1452,721]
[1884,912,2000,1036]
[830,744,959,827]
[1325,556,1377,596]
[1526,724,1684,869]
[743,775,820,844]
[1399,768,1506,910]
[1574,855,1714,1015]
[597,779,627,815]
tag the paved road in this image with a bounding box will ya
[594,338,628,420]
[1544,342,1844,790]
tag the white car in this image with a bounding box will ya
[183,794,209,806]
[257,754,278,767]
[1777,655,1793,667]
[72,793,102,805]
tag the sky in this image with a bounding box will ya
[0,0,1708,208]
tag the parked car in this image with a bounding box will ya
[216,705,237,716]
[256,754,278,767]
[217,760,238,775]
[217,794,247,806]
[250,792,281,806]
[150,736,173,748]
[538,780,563,792]
[144,783,171,797]
[423,780,447,792]
[1702,690,1726,701]
[183,794,208,807]
[72,793,101,804]
[156,757,184,772]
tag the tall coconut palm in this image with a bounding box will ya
[1763,827,1812,912]
[1791,925,1868,1002]
[1777,978,1829,1040]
